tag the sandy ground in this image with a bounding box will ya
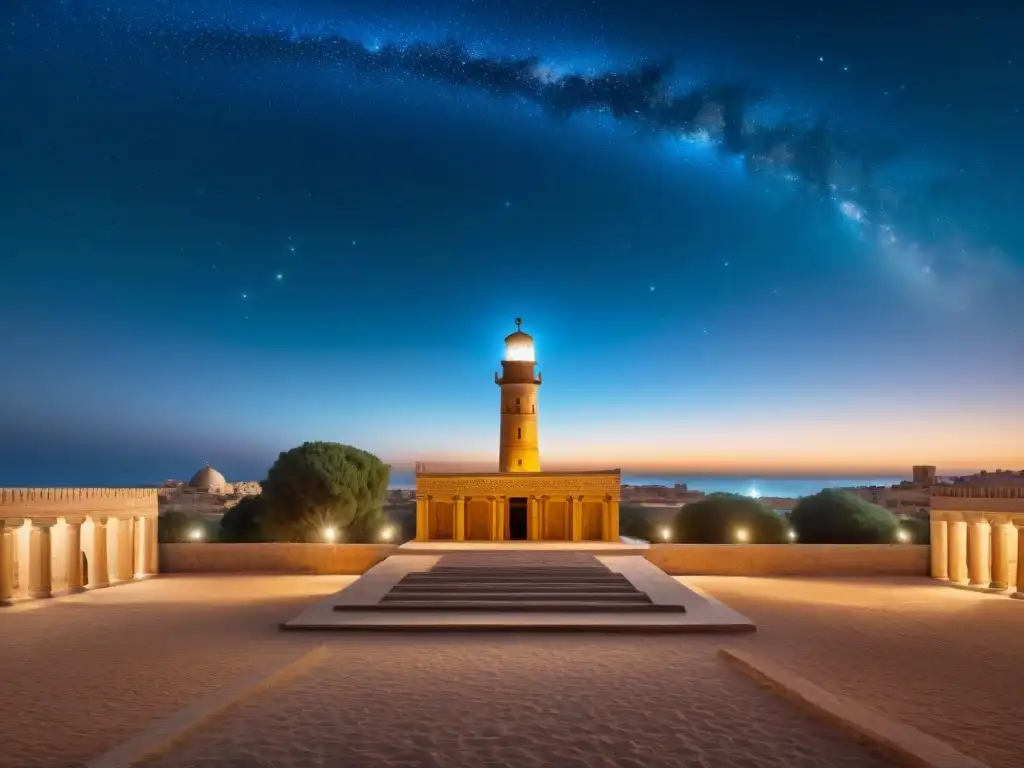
[0,574,1017,768]
[0,576,348,768]
[142,635,886,768]
[689,576,1024,768]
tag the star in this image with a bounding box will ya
[241,293,248,299]
[351,240,357,246]
[504,200,511,208]
[818,56,824,62]
[275,273,283,280]
[287,245,296,253]
[724,261,730,267]
[649,285,655,292]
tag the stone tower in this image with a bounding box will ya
[495,318,542,472]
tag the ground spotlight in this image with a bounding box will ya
[188,527,205,541]
[323,526,338,543]
[734,526,750,543]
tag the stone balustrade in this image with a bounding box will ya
[928,510,1024,596]
[0,488,159,605]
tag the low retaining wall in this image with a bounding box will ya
[159,543,398,574]
[160,542,931,577]
[647,544,930,576]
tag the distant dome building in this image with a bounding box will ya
[189,464,228,491]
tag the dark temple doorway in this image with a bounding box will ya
[508,497,528,540]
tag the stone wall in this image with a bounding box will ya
[647,544,929,576]
[159,543,397,574]
[159,542,929,577]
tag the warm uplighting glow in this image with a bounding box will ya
[188,527,204,541]
[659,525,672,542]
[379,526,395,542]
[787,529,797,542]
[734,526,750,543]
[323,526,338,543]
[896,528,912,543]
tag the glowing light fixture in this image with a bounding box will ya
[504,317,535,362]
[746,485,761,499]
[188,527,205,541]
[734,527,750,543]
[659,525,672,542]
[896,528,911,544]
[323,526,338,543]
[787,529,797,542]
[379,526,395,542]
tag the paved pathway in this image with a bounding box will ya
[690,575,1024,768]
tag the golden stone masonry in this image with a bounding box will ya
[415,319,621,542]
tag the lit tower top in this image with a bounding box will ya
[495,318,542,473]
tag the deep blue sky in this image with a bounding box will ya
[1,0,1022,485]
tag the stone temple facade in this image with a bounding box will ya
[158,464,261,519]
[415,320,621,542]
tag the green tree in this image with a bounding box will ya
[673,493,788,543]
[259,441,389,542]
[219,495,267,542]
[790,489,899,544]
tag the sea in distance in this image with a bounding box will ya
[387,473,908,499]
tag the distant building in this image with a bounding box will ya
[158,464,261,519]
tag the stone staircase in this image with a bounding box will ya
[334,551,685,613]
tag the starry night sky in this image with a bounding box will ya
[1,0,1022,485]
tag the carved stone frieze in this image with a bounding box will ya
[0,487,159,518]
[417,473,620,498]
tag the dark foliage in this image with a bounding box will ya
[259,441,389,542]
[790,489,900,544]
[673,493,788,543]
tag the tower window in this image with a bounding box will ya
[518,459,522,467]
[517,427,522,439]
[532,404,536,413]
[516,397,521,413]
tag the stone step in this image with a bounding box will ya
[381,591,652,603]
[403,573,630,583]
[335,601,686,613]
[429,567,611,574]
[390,582,641,593]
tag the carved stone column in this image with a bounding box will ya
[64,517,85,592]
[929,516,948,580]
[28,521,54,599]
[538,496,549,541]
[415,496,428,542]
[488,497,498,541]
[967,517,991,587]
[116,518,134,581]
[0,519,22,606]
[453,496,465,542]
[528,496,539,541]
[90,515,110,588]
[148,515,159,575]
[947,519,968,584]
[601,495,612,541]
[495,496,506,541]
[135,516,158,577]
[989,518,1010,590]
[1013,524,1024,600]
[607,497,620,542]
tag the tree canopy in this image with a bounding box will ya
[258,441,390,542]
[673,493,788,544]
[789,489,900,544]
[219,495,267,543]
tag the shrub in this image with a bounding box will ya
[259,441,389,542]
[896,515,930,545]
[619,505,655,540]
[790,489,899,544]
[219,495,267,542]
[158,511,217,543]
[673,493,788,543]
